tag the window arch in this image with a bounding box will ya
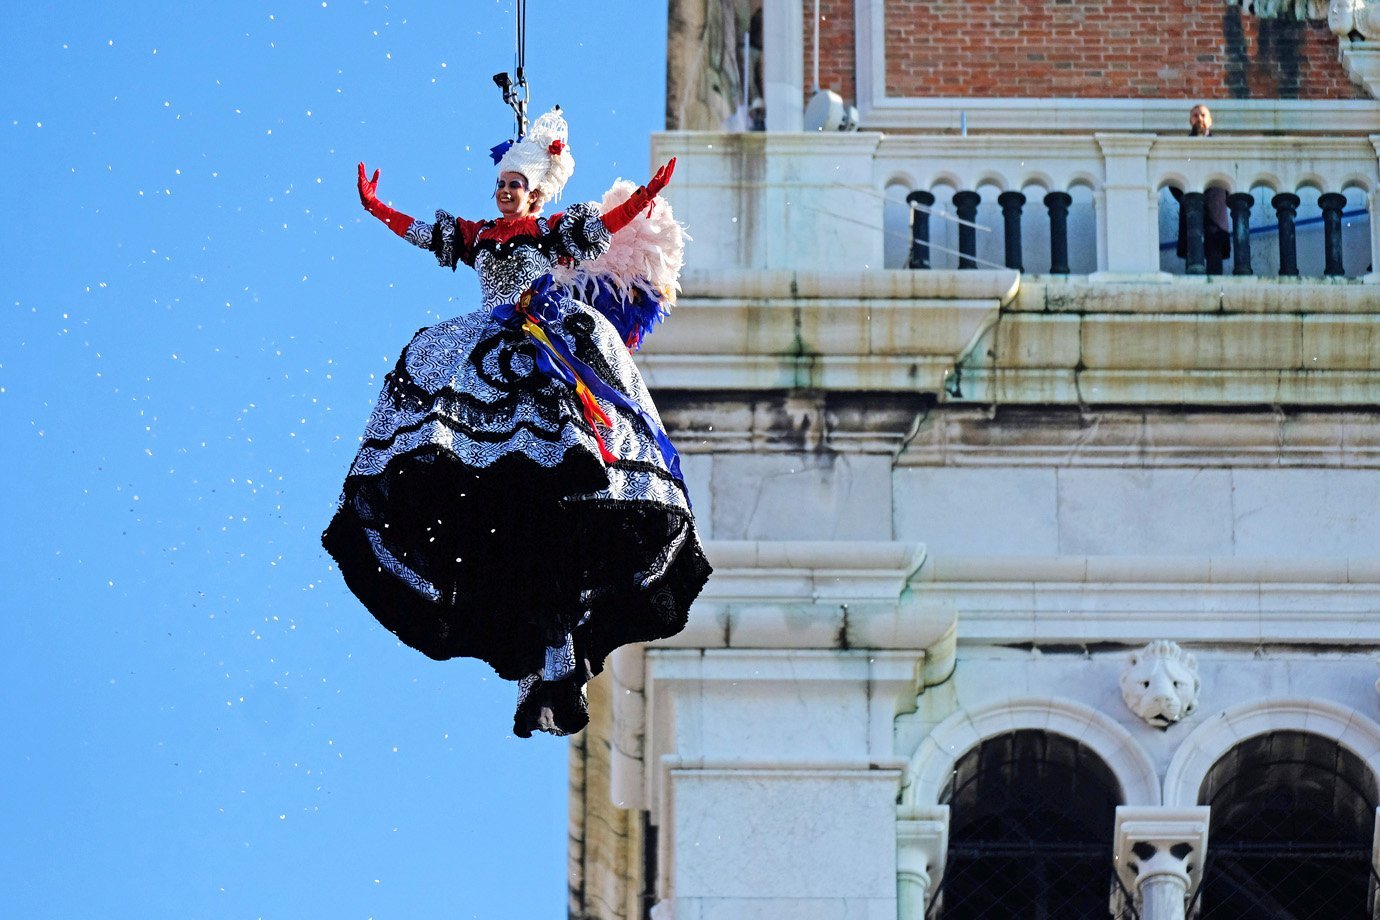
[902,697,1159,809]
[927,729,1122,919]
[1195,731,1379,918]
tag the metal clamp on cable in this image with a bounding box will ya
[492,0,530,139]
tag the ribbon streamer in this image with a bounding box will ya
[491,276,686,487]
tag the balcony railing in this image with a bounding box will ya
[652,132,1380,281]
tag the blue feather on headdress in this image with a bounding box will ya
[489,140,515,165]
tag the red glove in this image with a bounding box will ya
[357,162,415,237]
[601,157,676,234]
[646,157,676,198]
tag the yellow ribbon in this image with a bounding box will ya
[522,319,613,429]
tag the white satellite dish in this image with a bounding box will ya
[805,89,858,132]
[803,0,859,133]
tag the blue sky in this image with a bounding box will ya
[3,2,667,916]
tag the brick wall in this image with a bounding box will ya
[810,0,858,103]
[805,0,1367,103]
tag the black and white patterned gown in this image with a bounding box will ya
[322,203,711,737]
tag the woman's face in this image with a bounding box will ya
[495,171,540,217]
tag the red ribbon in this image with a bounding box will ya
[514,291,618,464]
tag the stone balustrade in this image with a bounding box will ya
[652,132,1380,281]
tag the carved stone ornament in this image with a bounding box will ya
[1228,0,1328,19]
[1226,0,1326,19]
[1228,0,1380,94]
[1330,0,1380,38]
[1120,640,1201,729]
[1229,0,1380,37]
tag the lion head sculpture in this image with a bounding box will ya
[1120,641,1200,729]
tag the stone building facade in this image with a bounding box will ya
[573,2,1380,918]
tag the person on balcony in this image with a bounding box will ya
[1172,104,1232,273]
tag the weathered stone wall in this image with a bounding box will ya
[568,675,642,920]
[572,266,1380,917]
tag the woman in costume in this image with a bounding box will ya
[323,108,711,737]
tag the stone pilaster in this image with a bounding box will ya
[896,805,949,920]
[1093,134,1158,277]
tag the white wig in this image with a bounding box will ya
[496,107,575,203]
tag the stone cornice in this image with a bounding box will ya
[857,97,1380,135]
[677,268,1021,301]
[656,398,1380,466]
[639,269,1014,394]
[914,554,1380,645]
[697,539,927,598]
[963,277,1380,405]
[660,540,957,652]
[1342,41,1380,97]
[639,272,1380,407]
[889,407,1380,469]
[1330,2,1380,96]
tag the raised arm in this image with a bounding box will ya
[357,162,418,238]
[600,157,676,233]
[358,162,486,270]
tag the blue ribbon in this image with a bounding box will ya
[491,276,686,489]
[489,139,515,165]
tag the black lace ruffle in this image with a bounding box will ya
[323,446,710,680]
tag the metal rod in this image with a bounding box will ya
[910,201,992,232]
[742,28,750,113]
[802,205,1012,270]
[812,0,821,93]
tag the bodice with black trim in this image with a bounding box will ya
[402,202,611,311]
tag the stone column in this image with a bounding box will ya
[1371,805,1380,894]
[998,190,1026,271]
[953,190,981,269]
[762,0,804,131]
[1113,806,1210,920]
[1369,185,1380,283]
[896,805,949,920]
[1227,192,1255,276]
[1272,192,1301,277]
[907,190,936,269]
[1045,191,1073,275]
[1369,137,1380,282]
[1181,192,1207,275]
[1320,191,1348,276]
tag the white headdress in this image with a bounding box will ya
[496,107,575,203]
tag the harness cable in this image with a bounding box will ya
[492,0,530,139]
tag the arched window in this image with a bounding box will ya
[1196,730,1378,918]
[928,729,1122,919]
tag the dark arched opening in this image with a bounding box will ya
[1196,730,1378,918]
[929,729,1123,919]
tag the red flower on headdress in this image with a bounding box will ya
[548,139,565,156]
